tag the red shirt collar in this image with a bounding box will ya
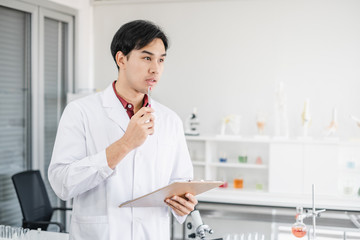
[112,81,149,118]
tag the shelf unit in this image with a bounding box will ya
[186,135,360,198]
[209,162,267,169]
[187,135,270,192]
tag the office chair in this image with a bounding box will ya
[12,170,72,232]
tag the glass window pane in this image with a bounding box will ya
[0,6,31,226]
[43,18,69,223]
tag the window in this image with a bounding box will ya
[0,1,74,227]
[0,5,31,226]
[42,13,72,211]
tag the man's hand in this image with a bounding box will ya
[165,193,198,216]
[122,107,155,149]
[106,107,154,169]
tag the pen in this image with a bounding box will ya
[147,86,152,107]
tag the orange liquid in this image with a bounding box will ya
[292,227,307,238]
[233,178,243,189]
[257,121,265,129]
[257,121,265,134]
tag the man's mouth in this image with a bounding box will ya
[146,79,157,86]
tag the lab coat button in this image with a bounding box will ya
[127,104,132,108]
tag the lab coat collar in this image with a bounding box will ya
[102,83,129,133]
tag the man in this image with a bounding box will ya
[48,20,197,240]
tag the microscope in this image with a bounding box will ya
[187,209,223,240]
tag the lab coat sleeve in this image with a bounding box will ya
[48,102,114,201]
[169,117,194,224]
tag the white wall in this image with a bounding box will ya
[92,0,360,139]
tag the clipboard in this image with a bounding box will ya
[119,180,223,208]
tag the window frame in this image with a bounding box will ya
[1,0,39,173]
[0,0,75,176]
[38,7,74,175]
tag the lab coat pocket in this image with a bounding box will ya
[138,208,170,240]
[70,215,109,240]
[157,208,170,238]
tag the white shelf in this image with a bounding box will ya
[185,135,360,146]
[187,135,270,143]
[186,135,209,141]
[192,161,206,166]
[210,162,267,169]
[340,168,360,174]
[197,188,360,212]
[206,188,267,194]
[213,135,271,143]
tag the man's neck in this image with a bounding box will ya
[114,80,144,113]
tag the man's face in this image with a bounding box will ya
[121,38,166,95]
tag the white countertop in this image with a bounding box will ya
[197,189,360,212]
[27,230,69,240]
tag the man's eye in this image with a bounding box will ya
[159,58,165,63]
[144,57,151,61]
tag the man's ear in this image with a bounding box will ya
[115,51,126,69]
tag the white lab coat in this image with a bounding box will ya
[48,84,193,240]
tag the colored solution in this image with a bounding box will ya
[256,156,263,165]
[257,121,265,134]
[292,226,307,238]
[238,156,247,163]
[255,183,263,190]
[233,178,243,189]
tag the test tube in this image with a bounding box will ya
[5,225,11,238]
[0,225,4,238]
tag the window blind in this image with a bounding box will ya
[43,17,69,225]
[44,17,60,208]
[0,6,31,226]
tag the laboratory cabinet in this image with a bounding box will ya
[186,135,360,198]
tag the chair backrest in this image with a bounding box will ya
[12,170,53,229]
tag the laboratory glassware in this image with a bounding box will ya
[0,225,4,238]
[233,178,243,189]
[224,233,240,240]
[292,185,326,239]
[256,113,266,135]
[5,226,11,239]
[291,219,307,238]
[225,233,264,240]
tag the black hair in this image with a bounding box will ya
[110,20,169,70]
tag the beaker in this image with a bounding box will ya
[233,178,244,189]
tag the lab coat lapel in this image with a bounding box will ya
[102,84,129,133]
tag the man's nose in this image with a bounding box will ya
[149,61,160,74]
